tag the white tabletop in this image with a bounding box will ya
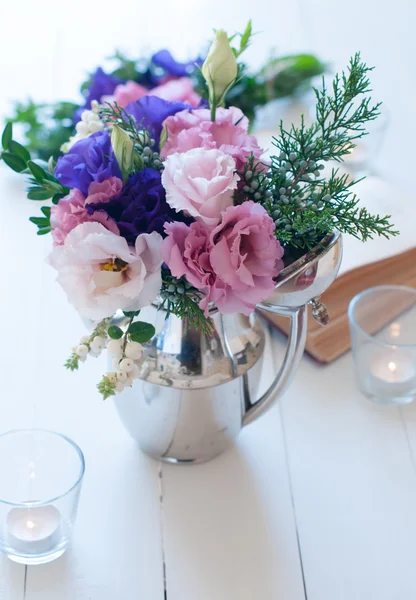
[1,0,416,598]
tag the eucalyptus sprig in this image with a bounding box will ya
[257,53,398,250]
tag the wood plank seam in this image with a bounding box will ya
[399,409,416,478]
[158,463,168,600]
[23,566,27,600]
[279,401,309,600]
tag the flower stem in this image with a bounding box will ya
[122,316,135,354]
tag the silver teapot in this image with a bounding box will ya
[114,231,343,463]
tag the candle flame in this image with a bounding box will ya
[388,361,397,373]
[26,520,36,530]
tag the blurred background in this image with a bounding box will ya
[0,0,415,191]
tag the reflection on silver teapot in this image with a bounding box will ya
[114,231,343,463]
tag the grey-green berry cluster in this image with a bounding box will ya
[238,159,273,204]
[136,137,164,172]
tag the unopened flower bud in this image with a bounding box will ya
[111,125,134,183]
[202,30,238,108]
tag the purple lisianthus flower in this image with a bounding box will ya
[54,130,122,196]
[151,49,202,77]
[74,68,122,122]
[87,167,192,244]
[124,96,191,148]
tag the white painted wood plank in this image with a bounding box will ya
[0,169,43,599]
[152,2,309,596]
[0,171,165,599]
[280,343,416,600]
[161,329,306,600]
[0,560,24,600]
[22,266,165,600]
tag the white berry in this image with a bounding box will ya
[125,377,133,387]
[125,342,143,360]
[106,373,117,385]
[119,358,134,373]
[107,339,123,357]
[90,336,106,353]
[117,371,127,382]
[76,344,89,357]
[115,381,125,393]
[80,335,90,345]
[112,357,121,370]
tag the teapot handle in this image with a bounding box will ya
[242,305,307,427]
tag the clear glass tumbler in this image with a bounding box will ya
[348,286,416,405]
[0,429,85,565]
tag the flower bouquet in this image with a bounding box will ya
[1,25,396,402]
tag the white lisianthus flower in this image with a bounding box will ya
[202,30,238,109]
[48,222,163,320]
[61,100,105,153]
[162,148,239,227]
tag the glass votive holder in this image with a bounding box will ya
[348,286,416,405]
[0,429,85,565]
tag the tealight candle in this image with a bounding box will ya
[370,356,415,384]
[349,286,416,406]
[0,430,84,565]
[366,351,416,401]
[7,505,61,555]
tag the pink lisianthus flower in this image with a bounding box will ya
[208,202,284,314]
[161,148,239,227]
[113,80,148,108]
[149,77,201,108]
[85,177,123,205]
[161,221,213,293]
[161,201,284,316]
[48,223,163,320]
[51,177,122,246]
[108,77,201,109]
[160,107,264,171]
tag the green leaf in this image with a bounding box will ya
[27,160,46,181]
[52,193,64,204]
[8,140,30,163]
[29,216,49,226]
[44,179,64,191]
[128,321,155,343]
[2,122,12,150]
[108,325,123,340]
[41,206,51,217]
[27,188,55,200]
[123,310,140,317]
[239,20,252,54]
[36,226,52,235]
[1,152,27,172]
